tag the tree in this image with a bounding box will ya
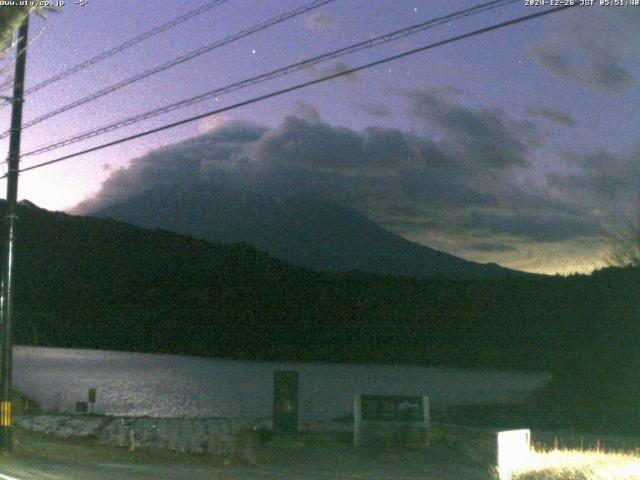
[0,7,32,48]
[0,6,60,60]
[606,223,640,267]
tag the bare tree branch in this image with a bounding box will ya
[606,223,640,267]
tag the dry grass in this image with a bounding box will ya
[510,448,640,480]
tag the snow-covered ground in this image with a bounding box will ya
[14,346,550,419]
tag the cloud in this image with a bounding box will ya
[526,108,577,128]
[529,9,635,92]
[531,46,576,79]
[73,94,635,274]
[353,102,392,118]
[406,89,537,169]
[292,101,322,123]
[76,97,528,221]
[74,96,544,222]
[579,43,634,92]
[547,147,640,221]
[199,114,231,133]
[257,115,443,175]
[304,11,336,32]
[591,61,632,91]
[466,242,517,253]
[396,166,496,209]
[74,121,268,213]
[305,61,358,82]
[465,211,605,242]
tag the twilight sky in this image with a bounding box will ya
[0,0,638,274]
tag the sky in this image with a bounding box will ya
[0,0,638,275]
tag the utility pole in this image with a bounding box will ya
[0,15,29,451]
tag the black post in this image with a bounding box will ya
[273,371,299,440]
[0,15,29,451]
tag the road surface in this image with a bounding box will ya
[0,428,492,479]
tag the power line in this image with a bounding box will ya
[12,5,576,178]
[23,0,518,157]
[0,0,336,139]
[0,0,230,107]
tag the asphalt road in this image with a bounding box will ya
[0,450,491,480]
[0,459,488,480]
[0,428,492,479]
[0,459,321,480]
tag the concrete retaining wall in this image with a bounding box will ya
[15,413,356,460]
[15,415,272,457]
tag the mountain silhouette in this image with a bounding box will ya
[91,183,529,280]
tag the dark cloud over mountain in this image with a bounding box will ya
[467,242,516,254]
[75,89,632,273]
[548,148,640,221]
[465,211,604,243]
[406,89,537,169]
